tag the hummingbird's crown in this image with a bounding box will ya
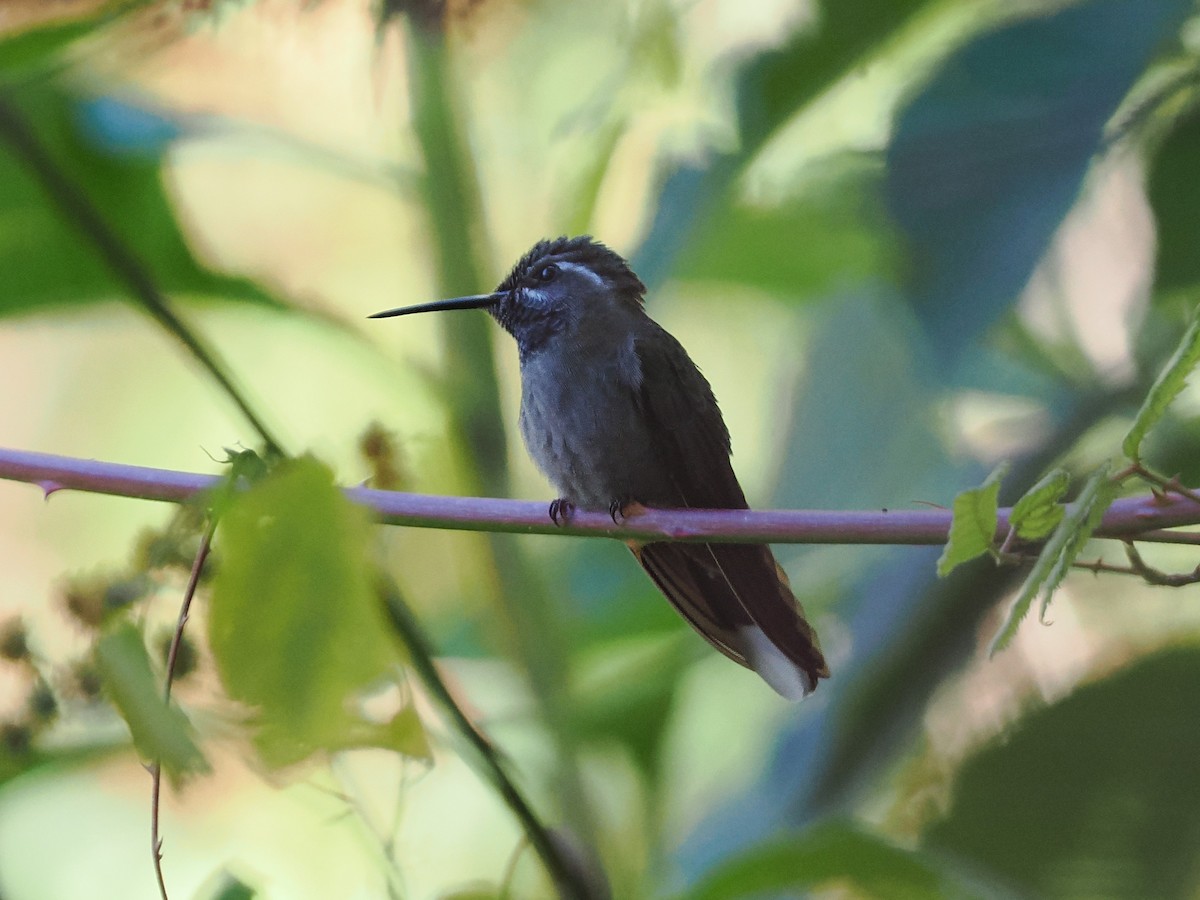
[497,235,647,303]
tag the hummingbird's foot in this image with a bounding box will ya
[608,498,633,524]
[549,498,576,526]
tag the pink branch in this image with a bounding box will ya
[1,446,1198,545]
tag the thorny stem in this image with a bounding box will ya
[150,517,217,900]
[4,447,1200,547]
[1123,541,1200,586]
[1128,463,1200,507]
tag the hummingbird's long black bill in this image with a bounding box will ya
[368,293,497,319]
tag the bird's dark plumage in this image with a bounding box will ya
[504,237,828,698]
[375,235,829,698]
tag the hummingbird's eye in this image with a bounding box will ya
[537,264,559,282]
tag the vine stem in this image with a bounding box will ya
[3,446,1200,545]
[150,516,217,900]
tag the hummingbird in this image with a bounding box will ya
[371,236,828,699]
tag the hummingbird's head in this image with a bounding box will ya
[489,236,646,354]
[369,236,646,358]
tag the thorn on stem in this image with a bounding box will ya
[37,480,62,499]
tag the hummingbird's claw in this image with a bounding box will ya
[549,498,576,526]
[608,498,631,524]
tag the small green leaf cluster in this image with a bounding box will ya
[939,304,1200,652]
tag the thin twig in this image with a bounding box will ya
[5,446,1200,547]
[150,517,217,900]
[1123,541,1200,587]
[376,578,600,899]
[0,94,285,457]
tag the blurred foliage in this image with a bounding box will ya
[94,621,208,783]
[886,0,1192,362]
[684,820,995,900]
[924,647,1200,900]
[1,0,1200,898]
[209,456,426,768]
[0,81,274,316]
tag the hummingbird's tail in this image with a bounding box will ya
[629,541,829,700]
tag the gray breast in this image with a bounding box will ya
[518,341,663,509]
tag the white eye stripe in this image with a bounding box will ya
[555,261,606,289]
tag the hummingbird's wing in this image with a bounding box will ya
[628,328,828,698]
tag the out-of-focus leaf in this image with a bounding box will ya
[437,889,500,900]
[937,464,1005,577]
[686,820,992,900]
[76,95,187,156]
[198,871,258,900]
[326,704,430,761]
[990,463,1115,653]
[95,621,208,783]
[772,289,944,511]
[887,0,1190,357]
[0,81,277,317]
[1009,468,1070,541]
[1148,105,1200,296]
[635,0,934,286]
[209,457,409,769]
[676,156,899,298]
[924,647,1200,899]
[567,632,690,774]
[736,0,933,148]
[1123,306,1200,461]
[0,18,98,80]
[1130,412,1200,487]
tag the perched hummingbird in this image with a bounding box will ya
[371,236,828,699]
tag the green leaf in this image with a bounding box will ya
[209,457,415,769]
[676,155,900,299]
[0,81,277,318]
[887,0,1192,355]
[326,704,430,761]
[634,0,935,286]
[686,821,989,900]
[735,0,933,149]
[197,871,258,900]
[990,463,1115,653]
[1148,105,1200,296]
[937,465,1006,577]
[1122,307,1200,460]
[0,19,97,81]
[924,647,1200,900]
[1009,468,1070,540]
[95,621,207,783]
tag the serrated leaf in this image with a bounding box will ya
[1009,468,1070,540]
[937,465,1006,577]
[209,457,404,769]
[95,621,207,784]
[990,463,1115,654]
[1123,307,1200,460]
